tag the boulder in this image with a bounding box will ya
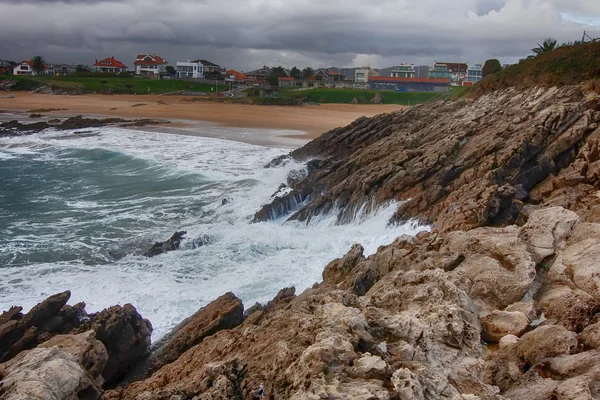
[579,322,600,349]
[75,304,152,385]
[481,311,530,342]
[517,325,578,365]
[0,331,107,400]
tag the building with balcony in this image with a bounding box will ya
[428,63,452,79]
[133,54,168,76]
[175,59,204,79]
[467,64,483,83]
[391,64,416,78]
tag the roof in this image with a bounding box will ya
[0,59,13,67]
[245,67,270,76]
[133,54,168,65]
[278,77,295,81]
[192,59,220,67]
[15,60,47,70]
[93,57,128,69]
[227,69,248,80]
[369,76,451,84]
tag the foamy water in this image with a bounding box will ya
[0,127,426,339]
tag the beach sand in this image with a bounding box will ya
[0,92,407,141]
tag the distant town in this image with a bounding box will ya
[0,54,495,94]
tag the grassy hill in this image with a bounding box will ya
[277,87,467,105]
[471,40,600,97]
[0,75,229,94]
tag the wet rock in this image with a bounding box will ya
[481,311,530,342]
[0,331,107,400]
[75,303,152,385]
[144,231,186,257]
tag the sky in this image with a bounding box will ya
[0,0,599,72]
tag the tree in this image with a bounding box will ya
[290,66,300,79]
[266,74,279,86]
[482,59,502,78]
[532,38,557,55]
[30,55,46,75]
[165,65,176,76]
[270,66,287,77]
[76,64,90,73]
[302,67,314,79]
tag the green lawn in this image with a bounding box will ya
[0,75,229,94]
[279,88,449,105]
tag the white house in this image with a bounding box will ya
[133,54,168,76]
[176,59,204,79]
[13,61,38,75]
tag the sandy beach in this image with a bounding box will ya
[0,92,406,140]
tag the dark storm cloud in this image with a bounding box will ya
[0,0,598,70]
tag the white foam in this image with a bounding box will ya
[0,127,428,340]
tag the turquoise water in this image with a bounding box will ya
[0,127,426,338]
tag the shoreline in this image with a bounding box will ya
[0,92,407,143]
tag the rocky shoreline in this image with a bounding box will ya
[0,115,169,137]
[3,83,600,399]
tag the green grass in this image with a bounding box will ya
[0,75,229,94]
[278,88,447,105]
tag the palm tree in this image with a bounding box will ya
[532,38,557,55]
[30,55,46,75]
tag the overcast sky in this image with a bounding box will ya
[1,0,599,71]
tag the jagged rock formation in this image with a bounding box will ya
[144,231,187,257]
[255,85,600,232]
[96,206,600,400]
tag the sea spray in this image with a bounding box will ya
[0,127,428,339]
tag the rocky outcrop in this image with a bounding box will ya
[129,292,243,380]
[0,115,169,137]
[0,331,107,400]
[75,304,152,385]
[1,292,152,389]
[254,85,600,232]
[0,291,84,362]
[98,206,600,400]
[144,231,187,257]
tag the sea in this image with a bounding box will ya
[0,121,426,339]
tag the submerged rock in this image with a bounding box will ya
[144,231,186,257]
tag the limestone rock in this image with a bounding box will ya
[499,334,520,349]
[517,325,578,365]
[579,321,600,349]
[147,292,243,374]
[481,311,530,342]
[0,331,107,400]
[518,207,579,263]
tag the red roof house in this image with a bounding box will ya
[226,69,248,81]
[93,57,128,73]
[133,54,168,75]
[13,60,47,76]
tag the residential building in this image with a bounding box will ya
[391,64,416,78]
[278,77,296,88]
[13,60,43,75]
[175,59,204,79]
[429,62,468,81]
[428,63,452,79]
[0,60,13,75]
[194,60,224,74]
[244,66,271,83]
[226,69,247,81]
[93,57,128,73]
[133,54,168,76]
[368,76,450,93]
[47,63,76,76]
[314,69,343,81]
[467,63,483,83]
[355,67,379,83]
[415,65,430,78]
